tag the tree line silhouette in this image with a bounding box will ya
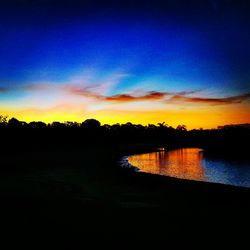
[0,115,249,156]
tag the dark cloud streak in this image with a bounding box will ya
[169,93,250,105]
[105,91,168,102]
[105,91,250,105]
[0,87,9,93]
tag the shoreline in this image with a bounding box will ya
[116,144,250,191]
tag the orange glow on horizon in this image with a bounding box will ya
[0,101,249,129]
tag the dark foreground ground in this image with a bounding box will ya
[0,144,249,247]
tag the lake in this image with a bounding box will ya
[127,148,250,188]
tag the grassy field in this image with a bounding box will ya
[0,145,249,246]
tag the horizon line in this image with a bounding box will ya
[1,115,250,131]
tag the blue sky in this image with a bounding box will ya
[0,0,249,127]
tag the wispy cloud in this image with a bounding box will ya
[104,91,168,101]
[0,87,9,93]
[68,88,203,102]
[64,85,102,99]
[0,83,54,93]
[1,76,250,107]
[97,90,250,106]
[168,93,250,105]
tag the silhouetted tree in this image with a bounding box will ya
[176,125,187,131]
[157,122,168,128]
[8,118,21,128]
[81,119,101,129]
[64,121,80,128]
[0,115,8,127]
[29,121,47,129]
[49,122,65,129]
[0,114,249,156]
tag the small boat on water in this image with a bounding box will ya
[156,147,166,151]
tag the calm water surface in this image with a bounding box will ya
[127,148,250,188]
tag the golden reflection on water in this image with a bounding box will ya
[128,148,206,181]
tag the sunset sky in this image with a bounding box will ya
[0,0,250,129]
